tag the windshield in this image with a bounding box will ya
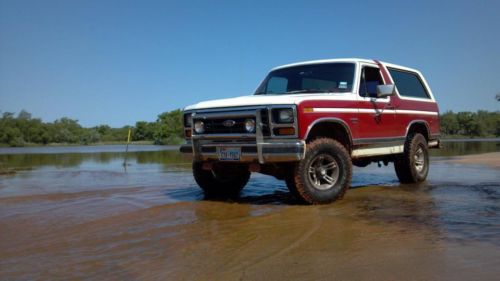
[255,63,355,95]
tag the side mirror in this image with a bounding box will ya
[376,84,396,98]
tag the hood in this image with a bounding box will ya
[184,93,334,111]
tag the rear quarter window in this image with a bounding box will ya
[388,68,430,99]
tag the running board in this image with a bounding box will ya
[352,145,404,158]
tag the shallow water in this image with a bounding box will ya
[1,142,499,280]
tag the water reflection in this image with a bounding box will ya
[1,140,497,173]
[432,139,500,156]
[0,150,190,170]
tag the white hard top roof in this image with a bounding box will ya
[271,58,418,73]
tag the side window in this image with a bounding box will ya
[388,68,430,99]
[266,77,288,94]
[359,67,384,98]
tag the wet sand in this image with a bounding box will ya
[1,147,500,280]
[447,152,500,169]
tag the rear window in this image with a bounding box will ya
[388,68,430,99]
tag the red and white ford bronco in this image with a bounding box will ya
[180,58,440,204]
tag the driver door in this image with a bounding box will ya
[356,64,397,140]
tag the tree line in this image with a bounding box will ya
[440,110,500,138]
[0,109,498,147]
[0,109,183,147]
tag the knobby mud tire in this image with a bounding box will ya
[291,138,352,204]
[193,162,250,197]
[394,133,429,183]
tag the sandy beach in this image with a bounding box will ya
[447,152,500,169]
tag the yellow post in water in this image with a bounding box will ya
[123,128,132,166]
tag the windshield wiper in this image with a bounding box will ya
[255,89,331,95]
[279,89,331,94]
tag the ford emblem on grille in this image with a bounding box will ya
[222,120,236,127]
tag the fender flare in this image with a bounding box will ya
[304,117,353,146]
[405,120,431,140]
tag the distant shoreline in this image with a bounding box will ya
[0,144,181,156]
[0,140,156,148]
[441,137,500,142]
[1,137,499,148]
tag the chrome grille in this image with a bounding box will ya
[199,117,254,134]
[188,106,294,138]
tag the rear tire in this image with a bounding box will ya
[193,162,250,196]
[290,138,352,204]
[394,133,429,183]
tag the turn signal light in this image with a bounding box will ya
[185,129,192,138]
[275,127,295,135]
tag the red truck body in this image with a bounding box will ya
[180,58,440,204]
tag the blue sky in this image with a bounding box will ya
[1,0,499,127]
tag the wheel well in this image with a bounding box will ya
[306,121,351,151]
[407,122,429,141]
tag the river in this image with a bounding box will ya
[1,141,499,280]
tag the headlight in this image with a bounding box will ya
[273,108,294,123]
[194,120,204,134]
[244,119,255,133]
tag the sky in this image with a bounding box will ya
[1,0,499,127]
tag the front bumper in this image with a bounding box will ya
[180,105,305,164]
[180,139,305,163]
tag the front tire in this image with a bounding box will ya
[394,133,429,183]
[285,170,303,202]
[193,162,250,196]
[289,138,352,204]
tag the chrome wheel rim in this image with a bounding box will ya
[307,154,339,190]
[414,146,425,173]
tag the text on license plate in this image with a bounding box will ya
[217,147,241,161]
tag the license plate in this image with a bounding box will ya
[217,147,241,161]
